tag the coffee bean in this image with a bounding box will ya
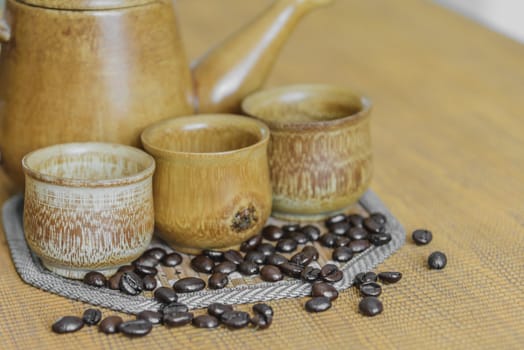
[311,282,338,301]
[108,272,123,290]
[360,282,382,297]
[369,233,392,246]
[143,247,167,261]
[266,253,288,266]
[119,272,144,296]
[253,303,274,319]
[52,316,84,334]
[162,302,189,314]
[134,264,158,277]
[208,272,229,289]
[359,297,383,316]
[301,225,321,241]
[290,252,312,266]
[301,266,321,283]
[302,246,319,261]
[370,212,387,225]
[364,217,385,233]
[154,287,178,304]
[348,214,364,227]
[325,214,347,227]
[348,239,371,253]
[83,271,106,288]
[305,297,331,313]
[202,249,224,262]
[279,262,303,278]
[221,310,250,329]
[378,271,402,283]
[282,224,301,234]
[134,256,159,268]
[99,316,123,334]
[207,303,233,318]
[250,313,271,329]
[192,315,219,328]
[332,246,353,262]
[428,251,447,269]
[119,319,152,337]
[240,234,262,252]
[214,261,237,274]
[354,272,378,286]
[142,275,157,291]
[319,233,337,248]
[244,250,266,265]
[137,310,163,325]
[412,229,433,245]
[276,238,298,253]
[163,312,193,327]
[251,304,274,329]
[117,265,136,273]
[320,264,343,283]
[334,236,351,247]
[260,265,283,282]
[191,255,215,274]
[329,221,350,235]
[82,309,102,326]
[173,277,206,293]
[223,250,244,265]
[238,261,259,275]
[262,225,284,241]
[288,231,309,244]
[347,227,368,240]
[256,243,276,257]
[162,252,183,267]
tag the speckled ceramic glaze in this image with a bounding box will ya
[242,84,373,221]
[22,143,155,279]
[141,114,272,254]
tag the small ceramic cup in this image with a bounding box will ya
[22,142,155,279]
[141,114,272,254]
[242,84,373,221]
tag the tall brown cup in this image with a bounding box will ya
[242,84,373,221]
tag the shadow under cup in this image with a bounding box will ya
[242,84,373,221]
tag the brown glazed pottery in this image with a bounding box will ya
[0,0,333,188]
[242,84,373,221]
[22,143,155,279]
[141,114,272,254]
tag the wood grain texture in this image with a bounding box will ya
[0,0,523,348]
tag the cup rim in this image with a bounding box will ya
[22,142,156,187]
[140,114,271,159]
[241,84,372,131]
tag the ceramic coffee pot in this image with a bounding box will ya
[0,0,332,187]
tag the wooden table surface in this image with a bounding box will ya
[1,0,523,349]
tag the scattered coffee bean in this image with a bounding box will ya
[301,266,321,283]
[173,277,206,293]
[193,315,219,328]
[282,224,301,234]
[369,233,392,246]
[214,261,237,274]
[142,275,157,291]
[266,253,288,266]
[347,214,364,227]
[354,272,378,286]
[359,296,383,316]
[251,304,273,329]
[220,310,250,329]
[288,231,309,244]
[134,264,158,277]
[208,303,233,318]
[162,252,182,267]
[311,282,338,301]
[208,272,229,289]
[378,271,402,284]
[143,247,167,261]
[191,255,215,274]
[428,251,447,269]
[320,264,343,283]
[301,225,321,241]
[134,256,159,268]
[137,310,163,325]
[290,252,312,266]
[162,302,189,314]
[359,282,382,297]
[319,233,337,248]
[119,319,152,337]
[82,309,102,326]
[202,249,224,262]
[325,214,347,227]
[348,239,371,253]
[329,221,350,235]
[347,227,368,240]
[279,262,304,278]
[223,250,244,265]
[276,238,298,253]
[257,243,276,257]
[332,246,353,262]
[260,265,284,282]
[334,236,351,247]
[238,261,259,275]
[364,217,385,233]
[305,296,331,313]
[412,229,433,245]
[163,312,194,327]
[154,287,178,304]
[119,272,144,296]
[244,250,266,265]
[370,212,387,225]
[302,246,319,261]
[52,316,84,334]
[262,225,284,241]
[117,265,136,273]
[83,271,106,288]
[250,313,271,329]
[99,316,123,334]
[253,303,274,319]
[240,234,262,252]
[108,272,123,290]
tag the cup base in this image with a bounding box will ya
[271,205,354,222]
[41,260,121,280]
[165,242,244,255]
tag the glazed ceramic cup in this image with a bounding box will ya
[242,84,373,221]
[141,114,272,254]
[22,143,155,279]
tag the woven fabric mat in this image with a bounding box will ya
[2,190,404,314]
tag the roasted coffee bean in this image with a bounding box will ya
[221,310,250,329]
[348,239,371,253]
[305,297,331,313]
[347,213,365,227]
[288,231,309,244]
[320,264,343,283]
[253,303,274,319]
[290,252,312,266]
[334,236,351,247]
[173,277,206,293]
[240,234,262,252]
[319,233,337,248]
[329,221,350,235]
[266,253,288,266]
[360,282,382,297]
[250,313,271,329]
[99,316,123,334]
[214,261,237,275]
[52,316,84,334]
[244,250,266,265]
[260,265,284,282]
[163,312,194,327]
[301,266,321,283]
[359,296,383,316]
[276,238,298,253]
[207,303,233,318]
[119,319,152,337]
[119,272,144,296]
[192,315,219,328]
[262,225,284,241]
[378,271,402,284]
[142,275,157,291]
[143,247,167,261]
[325,214,347,227]
[347,227,368,240]
[117,265,136,273]
[154,287,178,304]
[223,250,244,265]
[137,310,163,325]
[354,272,378,286]
[190,255,215,274]
[279,262,304,278]
[82,308,102,326]
[256,243,276,257]
[162,252,183,267]
[134,264,158,277]
[162,302,189,314]
[428,251,447,269]
[302,246,319,261]
[369,233,392,246]
[364,217,385,233]
[412,229,433,245]
[134,256,159,268]
[332,246,353,262]
[311,282,338,301]
[108,272,123,290]
[208,272,229,289]
[83,271,106,288]
[202,249,224,262]
[301,225,321,241]
[238,261,259,275]
[370,212,387,225]
[282,224,301,234]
